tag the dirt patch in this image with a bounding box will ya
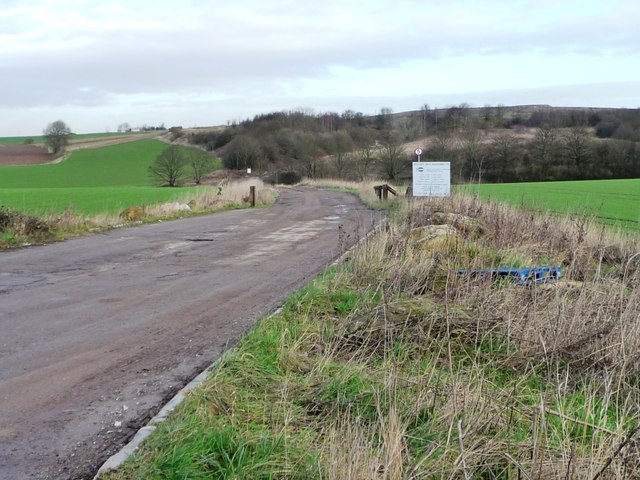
[0,145,50,165]
[66,132,160,152]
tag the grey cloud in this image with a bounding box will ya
[1,0,638,110]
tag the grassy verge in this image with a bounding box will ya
[0,179,274,249]
[102,192,640,479]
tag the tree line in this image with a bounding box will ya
[188,108,419,181]
[187,105,640,184]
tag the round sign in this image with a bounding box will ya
[415,148,423,156]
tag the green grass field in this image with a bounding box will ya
[0,187,204,216]
[0,139,221,215]
[1,139,167,187]
[463,178,640,230]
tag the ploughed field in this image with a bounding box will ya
[0,145,50,165]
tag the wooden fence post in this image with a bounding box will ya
[373,184,397,201]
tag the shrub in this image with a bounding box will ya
[595,122,618,138]
[0,207,14,231]
[0,207,52,241]
[277,171,302,185]
[214,128,237,149]
[21,216,51,236]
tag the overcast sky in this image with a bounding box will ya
[1,0,639,136]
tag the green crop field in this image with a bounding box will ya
[463,178,640,230]
[1,140,167,187]
[0,186,204,216]
[0,139,221,215]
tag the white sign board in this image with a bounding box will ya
[412,162,450,197]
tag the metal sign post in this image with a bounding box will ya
[415,148,423,162]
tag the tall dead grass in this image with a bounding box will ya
[98,187,640,479]
[11,180,275,246]
[322,193,640,479]
[143,178,274,217]
[303,178,403,209]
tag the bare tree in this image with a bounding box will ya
[481,104,493,124]
[394,117,421,142]
[332,152,353,179]
[189,148,215,185]
[528,126,558,179]
[489,133,517,182]
[331,131,354,179]
[294,133,320,179]
[149,145,187,187]
[429,132,455,161]
[43,120,72,155]
[420,103,430,134]
[562,127,591,170]
[379,141,405,180]
[532,126,557,164]
[375,107,394,131]
[461,130,486,184]
[354,144,377,181]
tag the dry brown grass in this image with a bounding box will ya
[1,180,275,249]
[100,186,640,480]
[144,178,274,216]
[352,194,640,373]
[325,193,640,479]
[303,178,404,208]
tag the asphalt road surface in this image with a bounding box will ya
[0,187,382,479]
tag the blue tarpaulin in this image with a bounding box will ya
[458,266,562,286]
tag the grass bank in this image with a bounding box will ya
[0,179,274,249]
[101,190,640,479]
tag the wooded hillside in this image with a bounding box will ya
[187,105,640,183]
